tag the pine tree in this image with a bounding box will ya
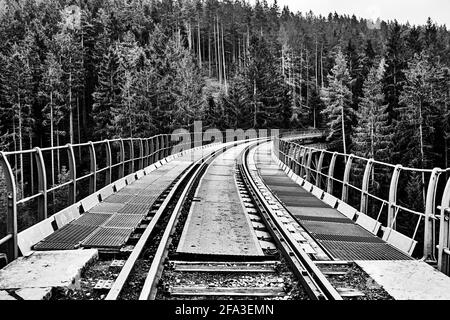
[243,35,290,128]
[92,45,121,140]
[352,59,392,162]
[1,38,35,193]
[40,51,65,192]
[396,53,440,205]
[320,48,354,153]
[383,21,407,122]
[112,32,144,138]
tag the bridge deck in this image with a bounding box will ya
[177,142,265,257]
[253,142,411,261]
[33,145,222,252]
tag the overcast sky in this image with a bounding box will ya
[259,0,450,26]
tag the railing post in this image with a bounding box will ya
[130,139,134,174]
[88,142,97,194]
[144,138,149,167]
[0,152,18,261]
[341,154,354,203]
[388,165,403,230]
[105,140,112,185]
[34,147,48,220]
[305,148,313,182]
[293,145,300,175]
[360,159,374,214]
[300,147,308,178]
[438,177,450,274]
[316,150,325,188]
[66,144,76,204]
[139,138,144,170]
[155,135,160,161]
[327,152,338,195]
[150,137,155,164]
[119,138,125,178]
[423,168,441,262]
[287,143,293,169]
[165,135,170,158]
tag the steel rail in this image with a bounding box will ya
[104,145,219,300]
[239,144,342,300]
[138,139,264,300]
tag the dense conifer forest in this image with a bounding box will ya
[0,0,449,168]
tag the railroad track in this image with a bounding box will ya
[54,140,377,300]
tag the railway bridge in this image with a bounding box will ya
[1,128,450,300]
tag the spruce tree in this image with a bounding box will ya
[320,48,354,153]
[352,59,392,162]
[92,45,121,140]
[396,53,440,205]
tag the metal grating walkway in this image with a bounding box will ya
[33,144,225,252]
[253,143,412,261]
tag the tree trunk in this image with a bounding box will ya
[208,32,211,77]
[221,23,227,92]
[69,58,74,145]
[321,43,324,89]
[18,94,24,194]
[197,19,202,68]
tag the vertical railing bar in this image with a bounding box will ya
[387,165,402,230]
[105,140,112,185]
[360,159,374,214]
[119,138,125,178]
[66,144,76,204]
[423,168,441,262]
[0,152,18,261]
[327,152,338,195]
[88,141,97,194]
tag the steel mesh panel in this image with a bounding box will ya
[137,188,165,197]
[103,194,136,203]
[103,214,143,229]
[129,195,159,205]
[88,202,125,213]
[33,242,78,250]
[296,215,353,224]
[81,227,132,248]
[300,221,372,238]
[34,224,98,249]
[263,177,305,187]
[122,184,149,190]
[320,241,412,261]
[72,213,112,226]
[117,204,152,215]
[314,234,384,243]
[115,188,140,195]
[290,207,345,219]
[281,197,330,208]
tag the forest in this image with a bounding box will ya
[0,0,449,196]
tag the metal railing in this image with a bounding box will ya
[0,132,203,262]
[0,128,298,263]
[274,137,450,271]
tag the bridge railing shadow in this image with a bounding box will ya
[274,136,450,275]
